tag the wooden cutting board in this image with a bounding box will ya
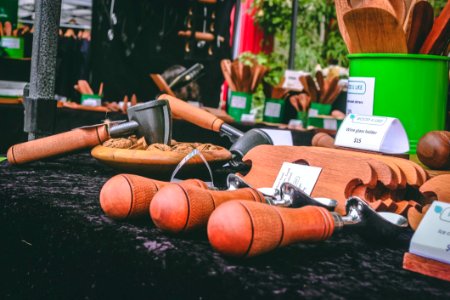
[241,145,377,214]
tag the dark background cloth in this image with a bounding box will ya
[1,105,450,299]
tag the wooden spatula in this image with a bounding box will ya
[388,0,407,24]
[220,59,236,91]
[334,0,354,52]
[406,1,434,53]
[343,7,408,53]
[419,1,450,55]
[350,0,397,22]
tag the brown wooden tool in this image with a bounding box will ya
[177,30,215,42]
[403,252,450,282]
[150,184,265,233]
[4,21,12,36]
[419,174,450,203]
[417,131,450,170]
[334,0,354,52]
[7,125,110,165]
[208,201,335,257]
[240,145,376,214]
[150,74,176,97]
[405,1,434,53]
[419,1,450,55]
[350,0,398,22]
[343,7,408,53]
[100,174,207,220]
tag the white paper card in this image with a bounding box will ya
[261,129,293,146]
[82,98,101,107]
[240,114,255,123]
[409,201,450,265]
[346,77,375,115]
[282,70,309,91]
[272,162,322,195]
[323,119,337,130]
[264,102,281,117]
[335,114,409,153]
[1,37,21,49]
[230,95,247,108]
[308,108,318,117]
[288,119,303,128]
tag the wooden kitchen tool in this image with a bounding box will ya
[419,0,450,55]
[350,0,398,23]
[334,0,354,52]
[417,131,450,170]
[419,174,450,203]
[150,74,176,97]
[343,7,408,53]
[100,174,207,220]
[150,184,265,233]
[405,1,434,53]
[240,145,377,214]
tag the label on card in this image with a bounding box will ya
[272,162,322,195]
[1,37,20,49]
[264,102,281,117]
[409,201,450,265]
[346,77,375,115]
[335,114,409,153]
[323,119,337,130]
[230,95,247,109]
[308,108,318,117]
[282,70,309,91]
[240,113,255,123]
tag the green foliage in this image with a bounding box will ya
[250,0,348,71]
[238,51,285,87]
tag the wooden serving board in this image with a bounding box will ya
[91,145,231,180]
[241,145,377,215]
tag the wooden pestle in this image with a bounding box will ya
[417,131,450,170]
[311,132,337,148]
[207,200,335,258]
[150,184,265,233]
[7,125,110,165]
[100,174,207,220]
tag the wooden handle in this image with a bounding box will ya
[7,125,110,165]
[417,131,450,170]
[157,94,224,132]
[419,1,450,54]
[207,201,335,258]
[100,174,208,220]
[150,184,265,233]
[311,132,336,148]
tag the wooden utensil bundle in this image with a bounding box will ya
[336,0,450,55]
[220,59,268,93]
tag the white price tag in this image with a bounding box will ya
[230,95,247,109]
[282,70,309,91]
[82,98,101,106]
[410,201,450,264]
[335,114,409,153]
[308,108,318,117]
[346,77,375,115]
[323,119,337,130]
[272,162,322,195]
[240,114,255,123]
[264,102,281,117]
[260,129,293,146]
[1,37,20,49]
[288,119,303,128]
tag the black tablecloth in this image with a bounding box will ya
[1,153,450,299]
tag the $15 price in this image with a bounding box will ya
[353,138,362,144]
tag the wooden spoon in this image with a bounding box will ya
[343,7,408,53]
[420,0,450,55]
[350,0,397,23]
[315,71,325,102]
[334,0,354,52]
[305,75,318,102]
[388,0,407,24]
[0,22,3,37]
[220,60,236,91]
[406,1,434,53]
[4,21,12,36]
[403,0,418,32]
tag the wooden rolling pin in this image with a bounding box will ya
[7,125,109,165]
[150,184,265,233]
[207,200,334,258]
[100,174,207,220]
[417,131,450,170]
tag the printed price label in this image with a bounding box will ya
[264,102,281,117]
[230,95,247,109]
[410,201,450,264]
[272,162,322,195]
[240,114,255,123]
[346,77,375,115]
[335,114,409,153]
[1,37,20,49]
[323,119,337,130]
[282,70,309,91]
[308,108,318,117]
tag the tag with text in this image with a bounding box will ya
[282,70,309,91]
[346,77,375,115]
[335,114,409,153]
[410,201,450,265]
[272,162,322,195]
[261,129,293,146]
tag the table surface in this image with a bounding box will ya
[1,152,450,299]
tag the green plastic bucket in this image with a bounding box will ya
[263,98,285,123]
[227,91,252,122]
[347,53,449,153]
